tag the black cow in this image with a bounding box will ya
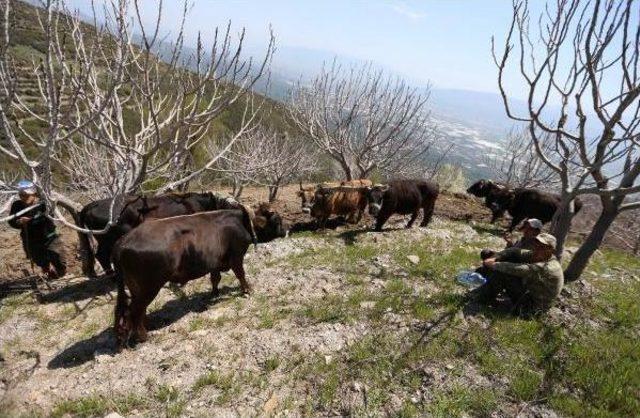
[488,188,583,231]
[466,179,510,222]
[113,209,256,348]
[252,203,287,243]
[367,179,440,231]
[79,193,247,276]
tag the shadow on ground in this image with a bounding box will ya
[47,285,241,369]
[40,276,115,304]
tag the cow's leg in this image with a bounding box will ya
[231,260,252,295]
[210,270,222,298]
[374,213,391,231]
[490,209,505,224]
[129,285,161,344]
[406,210,419,228]
[420,200,436,227]
[508,215,524,232]
[354,209,364,224]
[96,241,114,275]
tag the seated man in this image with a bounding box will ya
[480,218,543,260]
[8,180,67,280]
[472,233,564,314]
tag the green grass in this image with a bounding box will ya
[51,394,147,418]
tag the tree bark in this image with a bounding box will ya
[550,198,575,260]
[564,203,619,282]
[268,185,278,203]
[338,158,353,181]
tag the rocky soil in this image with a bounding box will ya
[0,186,637,417]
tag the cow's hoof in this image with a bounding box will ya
[210,290,220,299]
[241,288,253,297]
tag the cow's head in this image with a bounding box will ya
[466,179,490,196]
[366,184,389,217]
[309,186,335,219]
[253,203,287,242]
[467,179,507,197]
[297,181,316,214]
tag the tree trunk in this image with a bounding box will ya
[550,198,575,260]
[268,185,278,203]
[564,204,619,282]
[338,158,353,181]
[232,179,244,199]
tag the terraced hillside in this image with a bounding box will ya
[0,0,292,174]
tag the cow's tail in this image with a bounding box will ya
[76,208,97,278]
[240,204,258,248]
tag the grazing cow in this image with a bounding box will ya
[466,179,510,222]
[309,179,373,227]
[487,188,583,231]
[367,179,440,231]
[298,179,372,215]
[113,209,257,348]
[252,203,287,242]
[79,193,263,276]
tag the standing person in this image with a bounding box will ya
[8,180,67,279]
[472,233,564,315]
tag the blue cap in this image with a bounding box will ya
[16,180,36,194]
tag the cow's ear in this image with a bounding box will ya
[253,216,267,229]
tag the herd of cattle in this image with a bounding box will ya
[70,178,579,349]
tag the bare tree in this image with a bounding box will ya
[494,0,640,280]
[0,173,17,220]
[607,208,640,255]
[288,61,440,181]
[208,126,267,199]
[258,131,319,202]
[485,129,559,189]
[0,0,274,232]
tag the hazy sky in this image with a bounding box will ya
[65,0,519,95]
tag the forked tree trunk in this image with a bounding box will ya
[550,198,576,260]
[564,203,619,282]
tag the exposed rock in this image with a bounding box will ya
[407,255,420,265]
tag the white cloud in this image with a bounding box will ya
[390,2,427,21]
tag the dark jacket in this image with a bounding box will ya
[9,199,58,254]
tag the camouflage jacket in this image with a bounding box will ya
[494,255,564,309]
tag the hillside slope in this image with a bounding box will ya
[0,204,638,416]
[0,0,292,174]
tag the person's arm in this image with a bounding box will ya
[493,261,540,279]
[495,248,532,263]
[8,201,24,229]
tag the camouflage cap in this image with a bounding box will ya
[535,232,557,250]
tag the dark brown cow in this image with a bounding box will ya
[486,188,583,231]
[466,179,510,223]
[79,192,241,276]
[309,179,373,227]
[79,193,287,276]
[113,209,256,349]
[366,179,440,231]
